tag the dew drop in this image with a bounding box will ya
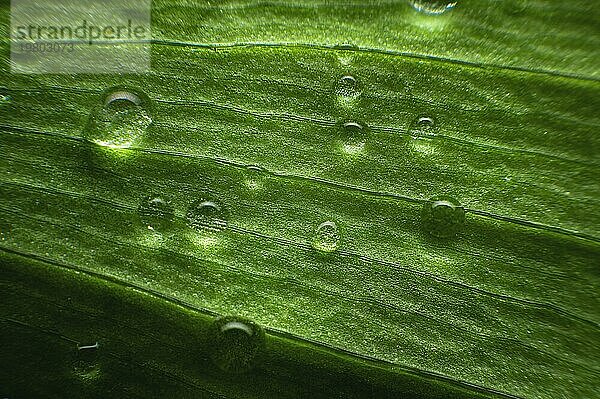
[336,75,361,99]
[312,221,340,252]
[209,316,265,374]
[245,165,265,191]
[0,93,10,104]
[138,195,174,231]
[73,342,101,383]
[86,88,152,149]
[186,199,227,232]
[410,116,437,137]
[334,43,359,51]
[409,0,457,14]
[421,196,465,238]
[340,122,366,154]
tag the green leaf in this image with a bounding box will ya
[1,1,599,398]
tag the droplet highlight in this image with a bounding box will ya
[138,195,174,231]
[86,88,152,149]
[409,0,457,14]
[421,196,465,238]
[312,221,340,252]
[186,199,227,232]
[209,316,265,374]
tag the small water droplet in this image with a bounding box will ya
[312,221,340,252]
[244,165,265,191]
[334,43,359,51]
[410,0,457,14]
[340,122,366,154]
[186,199,227,232]
[209,316,265,374]
[421,196,465,238]
[0,94,10,104]
[336,75,361,99]
[138,195,174,231]
[410,116,437,137]
[86,88,152,149]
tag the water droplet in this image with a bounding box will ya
[336,75,361,99]
[86,88,152,149]
[138,195,174,231]
[334,43,359,51]
[73,342,101,383]
[0,93,10,104]
[312,221,340,252]
[340,122,366,154]
[410,116,437,137]
[244,165,265,191]
[421,196,465,238]
[409,0,457,14]
[209,316,265,374]
[186,199,227,232]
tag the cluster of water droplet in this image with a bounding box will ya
[334,70,367,154]
[90,77,463,250]
[137,195,228,233]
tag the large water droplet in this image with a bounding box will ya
[312,221,340,252]
[336,75,361,99]
[409,0,457,14]
[86,89,152,149]
[73,342,101,383]
[421,196,465,238]
[138,195,174,231]
[209,316,265,374]
[340,122,366,154]
[186,199,227,232]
